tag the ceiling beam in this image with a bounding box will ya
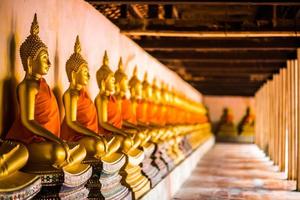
[89,0,300,6]
[196,87,257,97]
[151,50,296,61]
[134,38,300,51]
[185,71,273,77]
[163,61,286,69]
[184,67,280,73]
[188,77,266,82]
[123,30,300,38]
[197,91,256,96]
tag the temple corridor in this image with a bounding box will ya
[174,143,300,200]
[2,1,300,199]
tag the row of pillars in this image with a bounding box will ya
[255,50,300,190]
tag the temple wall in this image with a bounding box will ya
[203,95,255,127]
[0,0,202,136]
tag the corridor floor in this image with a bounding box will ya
[173,143,300,200]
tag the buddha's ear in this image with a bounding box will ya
[100,79,105,93]
[27,57,33,75]
[71,71,76,86]
[115,83,120,94]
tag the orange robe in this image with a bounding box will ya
[166,105,175,125]
[136,100,148,124]
[121,98,137,125]
[6,78,60,144]
[198,114,208,124]
[98,95,123,135]
[155,104,166,126]
[61,89,98,141]
[147,101,157,124]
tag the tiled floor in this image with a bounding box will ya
[173,143,300,200]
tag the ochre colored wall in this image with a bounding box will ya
[203,95,255,125]
[0,0,202,136]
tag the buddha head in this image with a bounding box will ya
[128,66,142,99]
[20,14,50,78]
[160,82,170,104]
[142,72,153,100]
[114,57,129,98]
[96,51,115,95]
[168,87,175,106]
[223,107,228,115]
[246,106,253,115]
[66,36,89,89]
[152,78,162,103]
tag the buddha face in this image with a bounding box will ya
[153,88,161,101]
[76,65,90,86]
[134,82,142,98]
[119,77,129,93]
[105,73,115,93]
[163,92,170,103]
[31,50,51,75]
[143,85,152,99]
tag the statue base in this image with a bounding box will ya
[179,136,193,156]
[217,123,238,138]
[121,151,151,200]
[30,164,92,200]
[170,145,185,165]
[158,142,176,170]
[152,146,168,178]
[85,153,131,200]
[141,143,162,187]
[0,171,41,199]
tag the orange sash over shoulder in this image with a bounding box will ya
[121,98,137,124]
[155,104,166,126]
[61,89,98,141]
[6,78,60,144]
[136,100,148,124]
[107,95,122,129]
[147,101,157,124]
[98,95,123,136]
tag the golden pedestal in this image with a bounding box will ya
[217,123,238,138]
[84,153,131,200]
[121,149,150,199]
[156,141,175,171]
[141,143,162,187]
[240,124,254,136]
[0,169,41,200]
[28,163,92,200]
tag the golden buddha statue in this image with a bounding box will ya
[5,14,91,199]
[139,74,175,170]
[95,52,141,156]
[61,38,130,200]
[217,107,238,138]
[95,52,150,199]
[115,59,151,148]
[115,61,161,187]
[129,67,168,180]
[140,73,164,141]
[61,36,123,162]
[159,84,185,165]
[6,14,87,171]
[238,107,255,136]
